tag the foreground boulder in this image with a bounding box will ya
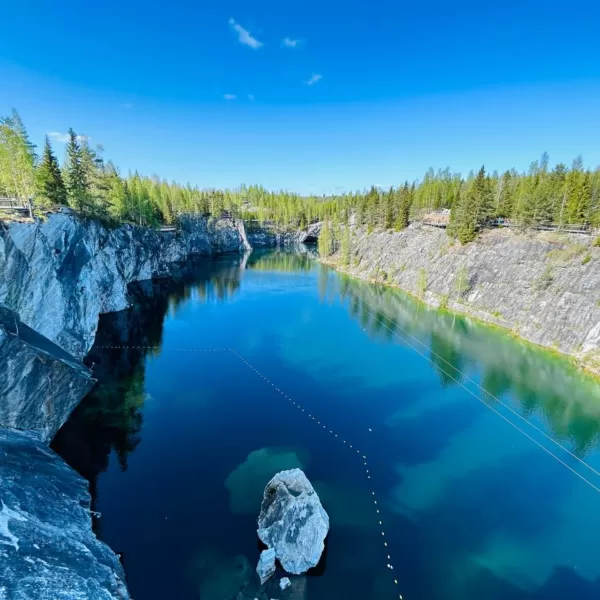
[257,469,329,575]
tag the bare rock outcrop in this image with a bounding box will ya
[257,469,329,575]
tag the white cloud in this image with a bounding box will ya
[282,37,299,48]
[228,18,263,49]
[304,73,322,86]
[47,131,70,143]
[224,94,237,100]
[248,94,255,101]
[48,131,91,144]
[122,103,133,109]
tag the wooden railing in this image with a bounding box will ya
[0,197,29,210]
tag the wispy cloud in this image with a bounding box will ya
[304,73,322,86]
[248,94,255,101]
[224,94,237,100]
[282,37,300,48]
[228,18,263,49]
[48,131,91,143]
[121,103,133,109]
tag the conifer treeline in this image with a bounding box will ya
[1,111,599,243]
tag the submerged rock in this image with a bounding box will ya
[257,548,276,584]
[257,469,329,575]
[225,447,306,515]
[279,577,291,591]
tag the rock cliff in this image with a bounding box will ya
[0,210,249,360]
[328,224,600,372]
[0,427,130,599]
[0,305,94,441]
[0,211,249,600]
[247,222,321,248]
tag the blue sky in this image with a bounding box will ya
[1,0,599,195]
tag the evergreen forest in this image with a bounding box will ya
[2,110,600,245]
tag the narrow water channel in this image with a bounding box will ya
[52,250,600,600]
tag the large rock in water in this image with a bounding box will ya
[257,469,329,575]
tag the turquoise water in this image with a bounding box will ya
[53,251,600,600]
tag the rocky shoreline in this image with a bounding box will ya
[326,223,600,375]
[0,210,252,599]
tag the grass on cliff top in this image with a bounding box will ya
[547,242,588,263]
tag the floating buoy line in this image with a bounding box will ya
[96,298,600,599]
[227,348,403,598]
[96,343,404,598]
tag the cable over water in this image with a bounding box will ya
[347,291,600,494]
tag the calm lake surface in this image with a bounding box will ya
[52,250,600,600]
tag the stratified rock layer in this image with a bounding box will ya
[258,469,329,575]
[329,224,600,372]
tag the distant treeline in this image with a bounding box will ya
[1,110,599,243]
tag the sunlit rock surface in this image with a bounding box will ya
[0,211,249,600]
[0,428,129,599]
[256,548,276,584]
[330,224,600,372]
[258,469,329,575]
[0,305,94,441]
[0,210,248,360]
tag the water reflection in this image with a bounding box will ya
[331,271,600,458]
[51,256,249,499]
[247,249,316,274]
[51,251,600,600]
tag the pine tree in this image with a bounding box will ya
[495,171,513,218]
[340,226,352,266]
[453,167,491,243]
[384,186,395,229]
[64,129,89,212]
[394,182,412,230]
[106,162,130,220]
[80,141,110,217]
[35,135,67,207]
[318,220,332,257]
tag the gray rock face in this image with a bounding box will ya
[330,224,600,373]
[0,305,94,441]
[247,222,322,248]
[0,427,130,599]
[257,469,329,575]
[0,211,249,600]
[256,548,276,584]
[0,210,248,360]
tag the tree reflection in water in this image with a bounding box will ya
[332,271,600,458]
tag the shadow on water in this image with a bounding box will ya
[51,251,600,600]
[51,255,248,510]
